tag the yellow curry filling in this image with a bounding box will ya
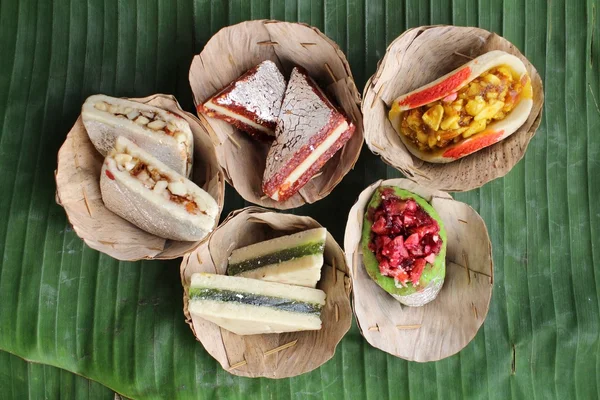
[399,66,531,152]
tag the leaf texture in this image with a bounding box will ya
[0,0,598,399]
[0,351,114,400]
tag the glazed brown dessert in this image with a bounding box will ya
[198,60,286,140]
[113,154,203,216]
[262,67,355,201]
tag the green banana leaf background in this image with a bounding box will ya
[0,0,598,398]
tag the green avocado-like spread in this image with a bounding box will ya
[227,241,325,276]
[189,287,323,315]
[360,186,447,297]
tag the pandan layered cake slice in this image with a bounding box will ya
[198,60,286,140]
[262,67,356,201]
[227,228,326,288]
[188,273,326,335]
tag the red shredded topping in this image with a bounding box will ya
[105,170,115,180]
[442,130,504,159]
[368,189,442,285]
[399,67,471,109]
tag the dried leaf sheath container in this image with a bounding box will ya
[189,20,363,209]
[344,179,493,361]
[362,25,544,191]
[180,207,352,378]
[345,27,543,357]
[55,94,225,261]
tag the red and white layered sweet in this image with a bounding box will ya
[198,60,286,140]
[262,67,355,201]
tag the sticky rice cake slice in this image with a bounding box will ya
[188,273,326,335]
[227,228,326,288]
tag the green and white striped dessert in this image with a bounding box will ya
[227,228,326,288]
[188,273,326,335]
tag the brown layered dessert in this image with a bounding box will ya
[199,60,286,140]
[262,67,355,201]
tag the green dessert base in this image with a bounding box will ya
[189,287,322,315]
[361,187,447,297]
[227,241,325,276]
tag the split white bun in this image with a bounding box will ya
[389,50,533,163]
[82,94,194,176]
[100,137,218,241]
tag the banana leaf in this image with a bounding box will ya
[0,351,114,399]
[0,0,598,399]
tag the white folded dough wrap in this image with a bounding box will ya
[100,137,218,241]
[389,50,533,163]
